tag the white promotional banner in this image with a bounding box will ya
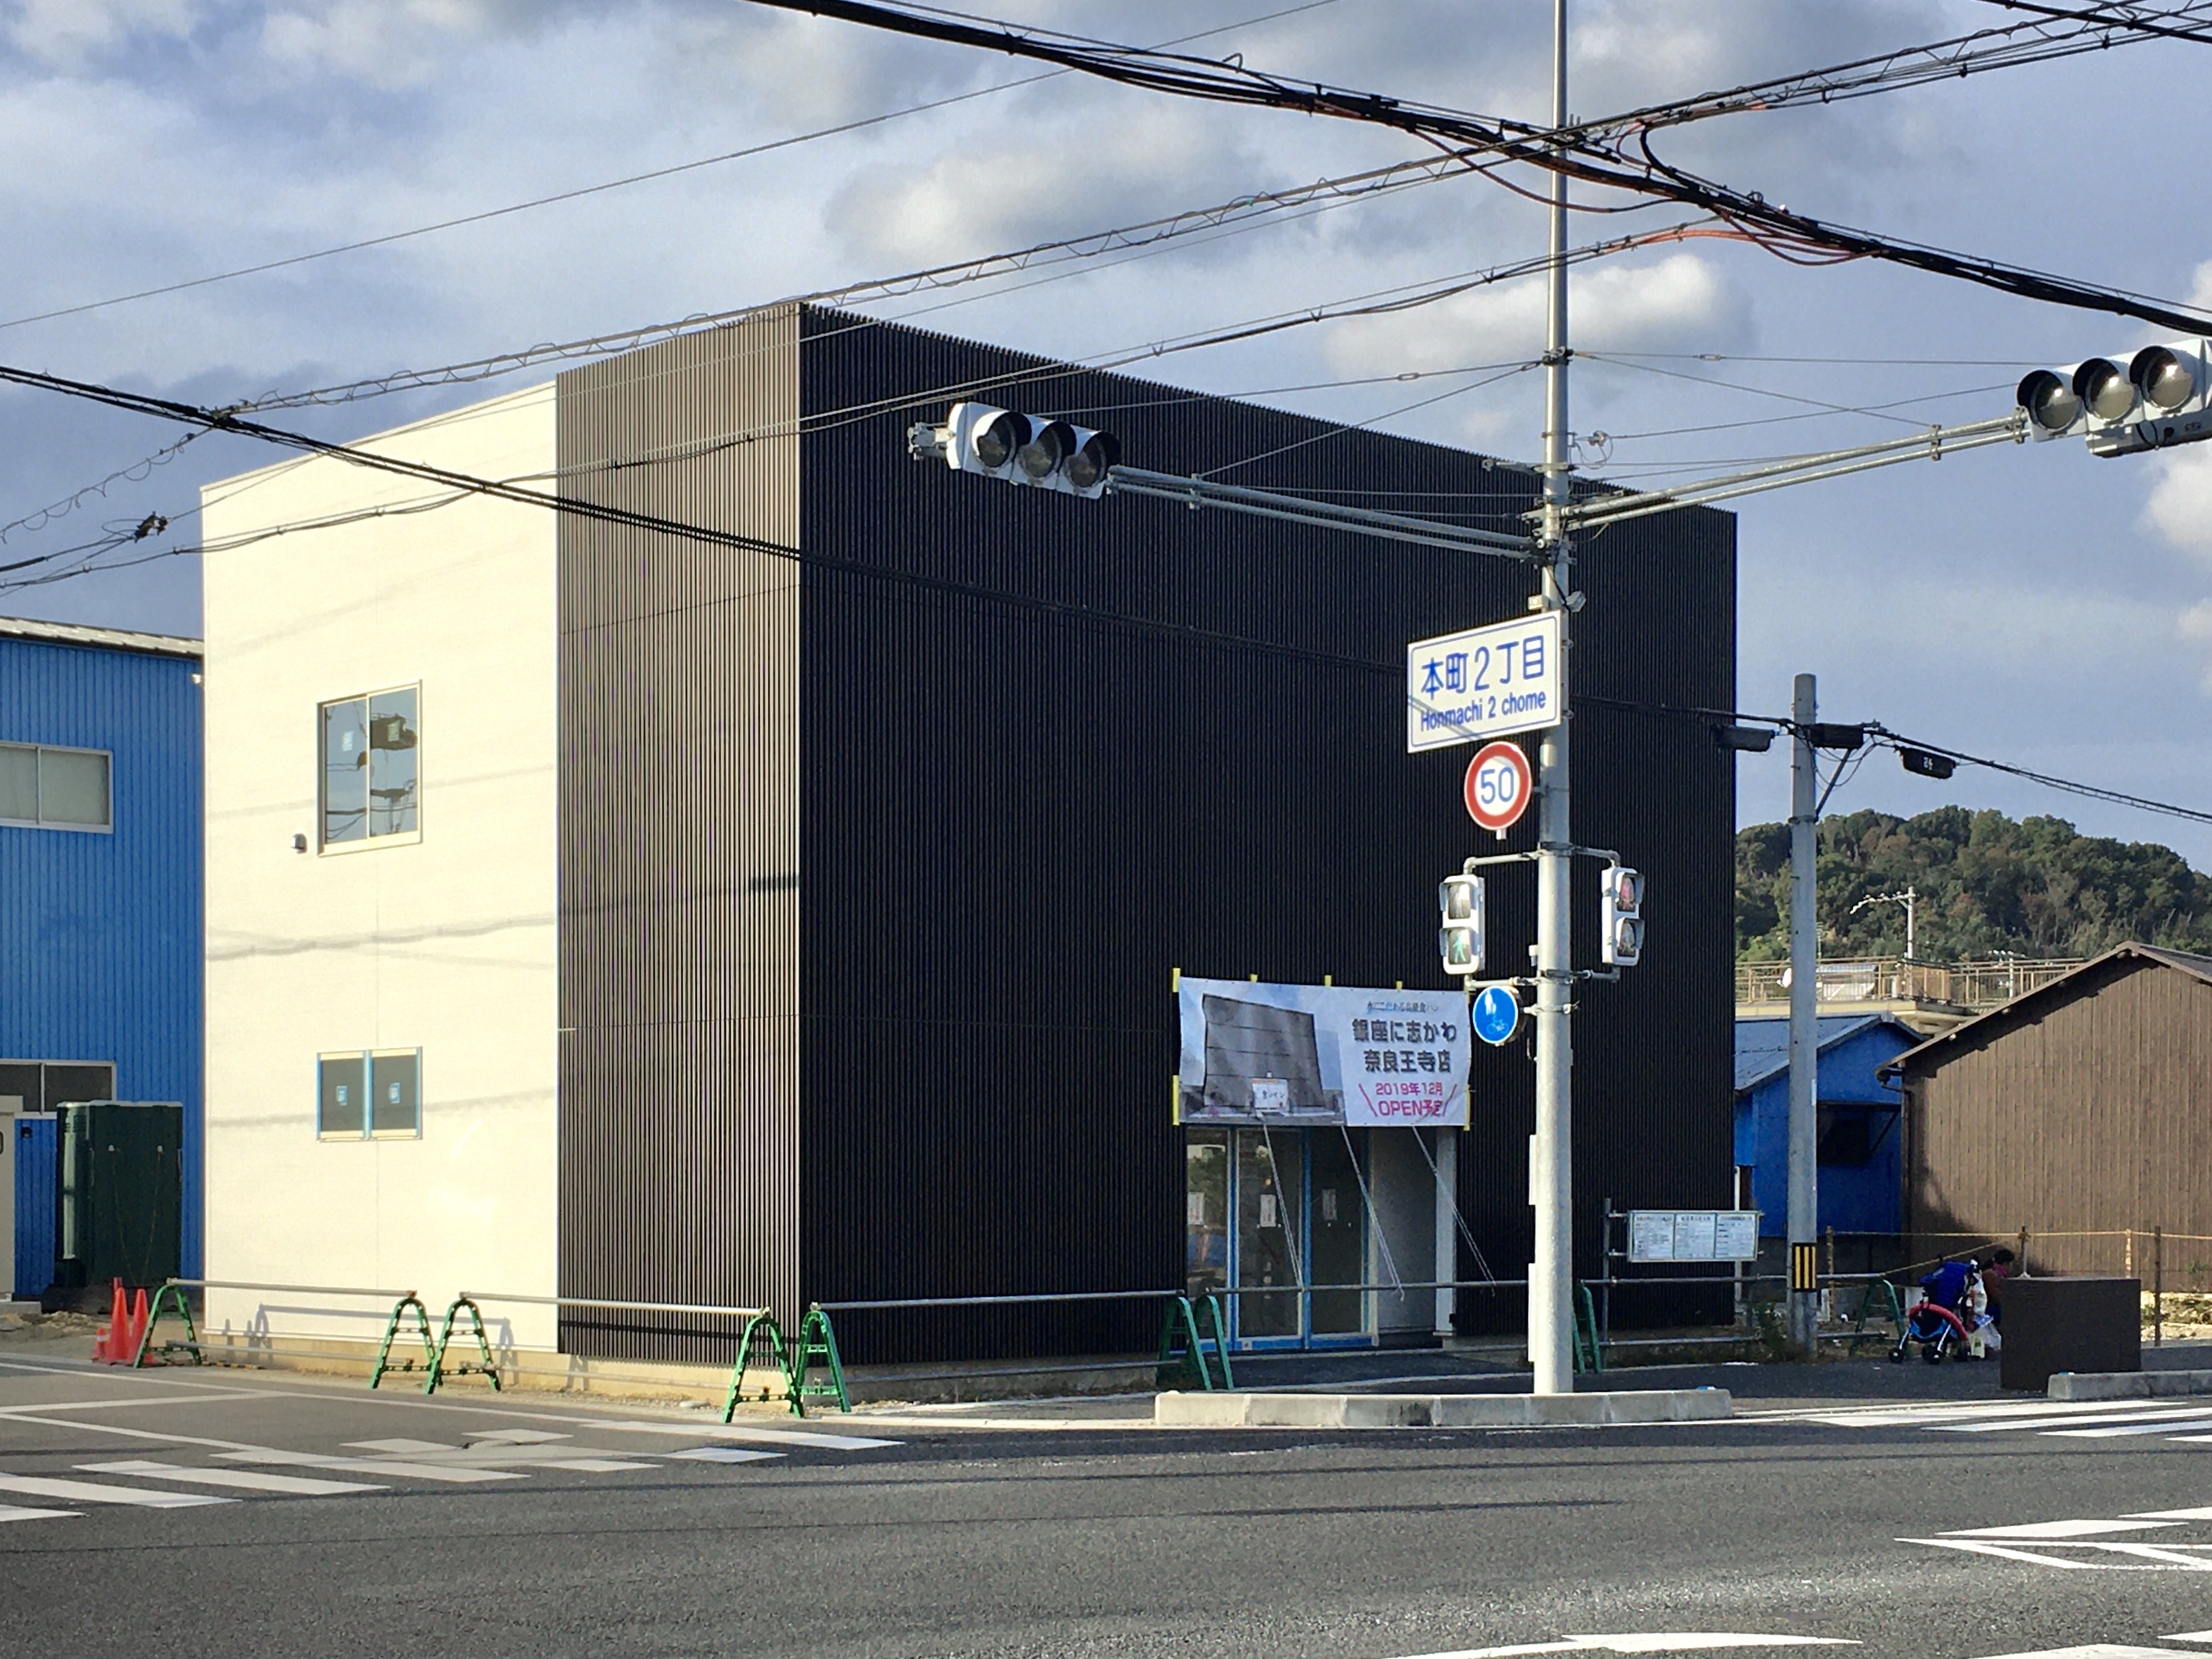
[1176,977,1471,1128]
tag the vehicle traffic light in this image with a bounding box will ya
[1438,872,1485,978]
[931,402,1122,497]
[2016,342,2212,457]
[1600,864,1643,968]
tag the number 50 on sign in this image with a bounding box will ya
[1405,611,1562,752]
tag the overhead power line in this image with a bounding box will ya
[214,0,2212,420]
[746,0,2212,337]
[0,0,1342,338]
[1971,1,2212,47]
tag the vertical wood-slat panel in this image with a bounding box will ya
[1906,952,2212,1273]
[555,310,802,1356]
[793,306,1737,1359]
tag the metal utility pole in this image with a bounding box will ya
[1786,673,1820,1357]
[1529,0,1576,1396]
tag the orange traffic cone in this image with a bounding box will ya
[126,1288,150,1365]
[96,1279,126,1363]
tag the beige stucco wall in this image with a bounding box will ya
[199,385,561,1350]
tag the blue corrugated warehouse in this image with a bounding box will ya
[1,616,202,1300]
[1734,1013,1919,1242]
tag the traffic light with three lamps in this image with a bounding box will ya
[2017,342,2212,458]
[930,402,1122,497]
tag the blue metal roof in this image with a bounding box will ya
[1734,1013,1917,1094]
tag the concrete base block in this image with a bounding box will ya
[2048,1368,2212,1402]
[1154,1388,1729,1428]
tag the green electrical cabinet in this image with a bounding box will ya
[51,1101,183,1301]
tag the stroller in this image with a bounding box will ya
[1891,1259,1976,1364]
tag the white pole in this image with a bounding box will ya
[1530,0,1576,1395]
[1433,1127,1457,1338]
[1787,674,1820,1357]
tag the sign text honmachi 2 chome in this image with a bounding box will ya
[1405,612,1562,752]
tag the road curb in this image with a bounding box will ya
[1153,1388,1730,1427]
[2047,1367,2212,1401]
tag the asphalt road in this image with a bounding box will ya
[7,1348,2212,1659]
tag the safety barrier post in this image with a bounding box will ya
[131,1282,202,1369]
[368,1295,438,1390]
[719,1310,789,1422]
[1197,1292,1234,1390]
[1157,1296,1220,1391]
[788,1306,850,1417]
[426,1295,503,1395]
[1573,1283,1604,1375]
[1853,1277,1905,1337]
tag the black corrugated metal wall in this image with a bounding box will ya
[794,306,1736,1361]
[555,310,805,1358]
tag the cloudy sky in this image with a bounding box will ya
[3,0,2209,864]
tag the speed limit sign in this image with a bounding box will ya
[1463,740,1533,837]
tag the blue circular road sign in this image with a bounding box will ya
[1472,984,1521,1047]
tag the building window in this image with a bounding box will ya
[317,1050,422,1140]
[319,686,419,849]
[0,742,112,832]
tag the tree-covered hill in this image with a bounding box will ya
[1736,806,2212,962]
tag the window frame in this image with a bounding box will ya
[316,682,422,855]
[315,1047,423,1141]
[0,741,114,834]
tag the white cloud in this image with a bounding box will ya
[1322,250,1751,379]
[823,102,1269,268]
[6,0,196,62]
[2181,600,2212,694]
[2140,443,2212,567]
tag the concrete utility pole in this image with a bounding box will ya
[1786,673,1820,1357]
[1529,0,1576,1396]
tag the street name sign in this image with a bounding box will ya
[1463,740,1533,836]
[1406,611,1562,752]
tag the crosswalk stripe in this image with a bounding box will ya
[663,1446,783,1465]
[344,1438,453,1455]
[0,1503,77,1523]
[536,1458,658,1472]
[0,1472,232,1508]
[214,1450,523,1484]
[1936,1406,2212,1434]
[1799,1400,2160,1429]
[578,1420,898,1451]
[465,1429,569,1445]
[2047,1417,2212,1438]
[78,1460,386,1495]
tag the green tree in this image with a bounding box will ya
[1736,807,2212,962]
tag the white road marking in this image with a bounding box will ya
[1934,1407,2212,1434]
[78,1459,385,1495]
[1972,1648,2212,1658]
[2133,1510,2212,1521]
[1383,1637,1857,1657]
[577,1419,897,1451]
[2050,1418,2212,1438]
[0,1471,232,1508]
[214,1450,523,1484]
[536,1458,657,1472]
[1899,1537,2124,1569]
[463,1428,569,1444]
[2161,1632,2212,1644]
[1943,1520,2181,1539]
[663,1446,783,1465]
[343,1438,455,1454]
[1788,1400,2157,1427]
[0,1392,268,1415]
[0,1503,77,1523]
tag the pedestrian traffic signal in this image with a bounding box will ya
[1600,864,1643,968]
[2017,342,2212,457]
[1438,872,1485,978]
[926,402,1122,497]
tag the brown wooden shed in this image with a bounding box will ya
[1885,944,2212,1277]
